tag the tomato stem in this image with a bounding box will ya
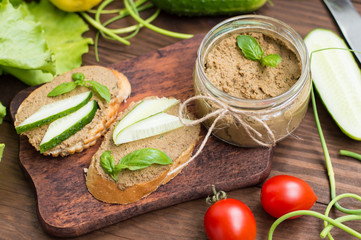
[206,185,227,205]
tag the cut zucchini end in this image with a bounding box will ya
[340,127,361,141]
[305,28,361,140]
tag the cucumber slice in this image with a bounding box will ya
[39,100,98,153]
[16,91,92,134]
[112,98,179,143]
[114,112,191,145]
[305,28,361,140]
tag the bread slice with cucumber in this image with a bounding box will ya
[86,97,201,204]
[14,65,131,157]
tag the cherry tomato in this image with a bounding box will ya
[261,175,317,219]
[204,198,257,240]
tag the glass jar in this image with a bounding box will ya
[193,15,311,147]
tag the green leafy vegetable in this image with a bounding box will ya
[72,72,86,81]
[0,102,6,125]
[236,35,264,61]
[100,149,173,182]
[0,0,56,79]
[0,144,4,163]
[0,0,92,86]
[86,80,111,103]
[261,54,282,67]
[236,35,281,67]
[48,72,111,102]
[47,82,78,97]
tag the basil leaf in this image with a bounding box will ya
[100,150,116,175]
[237,35,263,61]
[0,143,4,163]
[47,82,77,97]
[100,149,172,182]
[72,72,85,81]
[86,80,111,103]
[261,54,282,67]
[119,148,173,171]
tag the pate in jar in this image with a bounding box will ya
[193,15,311,147]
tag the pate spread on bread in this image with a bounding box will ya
[86,97,200,204]
[14,65,131,157]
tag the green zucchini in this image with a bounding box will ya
[39,100,98,153]
[149,0,268,16]
[16,91,92,134]
[304,28,361,140]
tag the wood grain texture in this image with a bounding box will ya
[9,35,273,237]
[1,0,361,239]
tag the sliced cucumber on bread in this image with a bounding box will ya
[112,98,179,143]
[14,66,131,157]
[16,91,92,134]
[114,112,191,145]
[86,97,201,204]
[40,100,98,153]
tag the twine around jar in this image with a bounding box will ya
[167,95,276,177]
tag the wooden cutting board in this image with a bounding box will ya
[10,34,273,238]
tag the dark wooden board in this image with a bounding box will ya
[10,34,273,238]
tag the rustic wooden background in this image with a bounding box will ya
[1,0,361,239]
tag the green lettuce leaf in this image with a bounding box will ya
[27,0,93,75]
[0,0,93,86]
[0,0,55,75]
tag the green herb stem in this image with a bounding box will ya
[340,150,361,161]
[311,72,361,215]
[80,12,130,45]
[112,9,159,34]
[92,0,153,61]
[0,143,5,162]
[102,3,154,29]
[321,215,361,239]
[87,8,120,14]
[267,210,361,240]
[322,193,361,239]
[124,0,193,39]
[95,0,115,22]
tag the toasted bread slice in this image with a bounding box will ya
[86,97,200,204]
[14,65,131,157]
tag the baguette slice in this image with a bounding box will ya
[86,97,200,204]
[14,65,131,157]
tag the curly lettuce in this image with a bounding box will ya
[0,0,93,86]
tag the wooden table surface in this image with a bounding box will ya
[1,0,361,239]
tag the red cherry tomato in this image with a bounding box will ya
[204,198,257,240]
[261,175,317,219]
